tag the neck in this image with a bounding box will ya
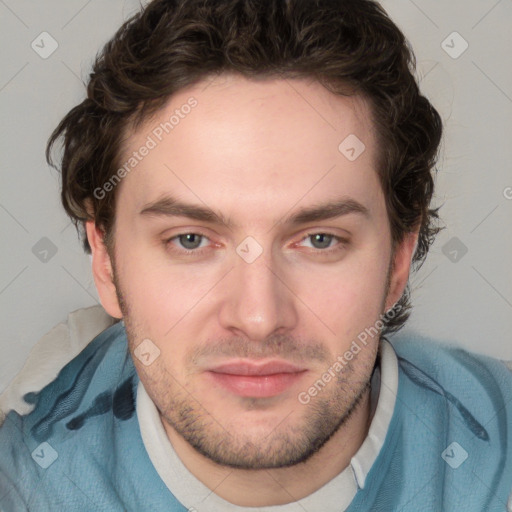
[162,386,372,507]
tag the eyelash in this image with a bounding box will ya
[164,232,349,256]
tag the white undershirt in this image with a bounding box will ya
[136,339,399,511]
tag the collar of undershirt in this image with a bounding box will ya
[136,339,399,511]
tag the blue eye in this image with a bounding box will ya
[166,233,210,254]
[305,233,335,249]
[298,233,347,252]
[176,233,205,250]
[163,231,348,257]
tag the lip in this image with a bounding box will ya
[207,360,307,398]
[210,361,306,376]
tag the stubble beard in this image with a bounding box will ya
[112,260,380,470]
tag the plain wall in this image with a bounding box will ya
[1,0,511,394]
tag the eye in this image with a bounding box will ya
[296,232,348,253]
[163,231,348,258]
[166,233,210,254]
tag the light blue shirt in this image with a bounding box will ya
[0,321,511,511]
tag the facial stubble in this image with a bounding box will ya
[110,249,389,470]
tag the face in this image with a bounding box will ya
[88,74,415,470]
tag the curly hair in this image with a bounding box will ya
[46,0,443,335]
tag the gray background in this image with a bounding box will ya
[1,0,511,394]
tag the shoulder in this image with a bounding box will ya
[17,321,133,437]
[0,321,136,462]
[389,332,512,433]
[0,321,139,509]
[0,305,117,423]
[0,322,185,511]
[389,331,512,390]
[369,333,512,510]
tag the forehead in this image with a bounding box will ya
[116,74,382,222]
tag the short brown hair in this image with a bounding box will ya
[46,0,443,335]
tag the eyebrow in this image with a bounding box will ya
[139,195,370,228]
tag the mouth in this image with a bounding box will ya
[206,360,308,398]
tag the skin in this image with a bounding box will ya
[86,73,418,506]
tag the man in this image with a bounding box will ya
[1,0,511,510]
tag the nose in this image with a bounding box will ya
[217,245,298,342]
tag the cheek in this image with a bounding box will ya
[292,251,390,340]
[115,243,222,336]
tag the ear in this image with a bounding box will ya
[85,220,123,319]
[384,230,419,312]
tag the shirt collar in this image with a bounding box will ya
[136,339,399,511]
